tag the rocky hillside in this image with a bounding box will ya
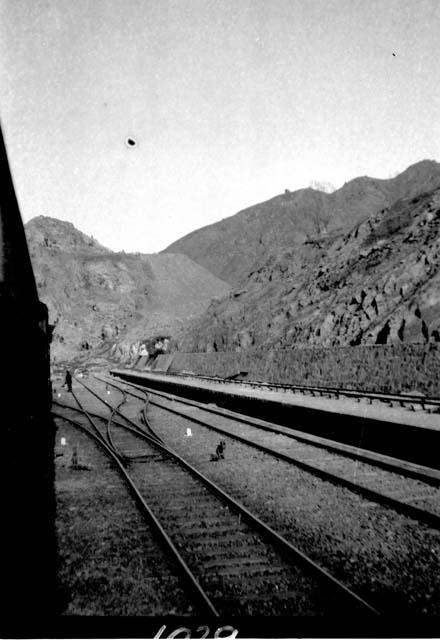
[164,160,440,285]
[26,216,230,362]
[178,186,440,351]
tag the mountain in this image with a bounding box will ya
[25,159,440,363]
[25,216,230,363]
[163,160,440,285]
[177,185,440,350]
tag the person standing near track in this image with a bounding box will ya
[64,370,72,392]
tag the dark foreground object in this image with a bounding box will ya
[0,124,57,626]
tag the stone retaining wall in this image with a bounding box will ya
[161,345,440,395]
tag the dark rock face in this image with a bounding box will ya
[178,186,440,351]
[164,160,440,286]
[25,216,230,363]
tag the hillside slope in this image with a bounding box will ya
[164,160,440,285]
[178,187,440,350]
[26,216,230,362]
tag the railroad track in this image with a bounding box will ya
[102,374,440,531]
[53,379,379,616]
[53,404,209,615]
[157,371,440,411]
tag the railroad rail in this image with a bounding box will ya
[103,375,440,530]
[158,371,440,410]
[54,379,379,615]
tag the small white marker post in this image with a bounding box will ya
[186,428,192,437]
[61,437,66,446]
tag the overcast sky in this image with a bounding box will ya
[1,0,439,253]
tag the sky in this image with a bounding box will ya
[1,0,439,253]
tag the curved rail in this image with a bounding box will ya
[106,387,130,461]
[81,376,165,445]
[53,399,160,446]
[99,382,151,462]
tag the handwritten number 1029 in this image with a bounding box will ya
[154,624,238,638]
